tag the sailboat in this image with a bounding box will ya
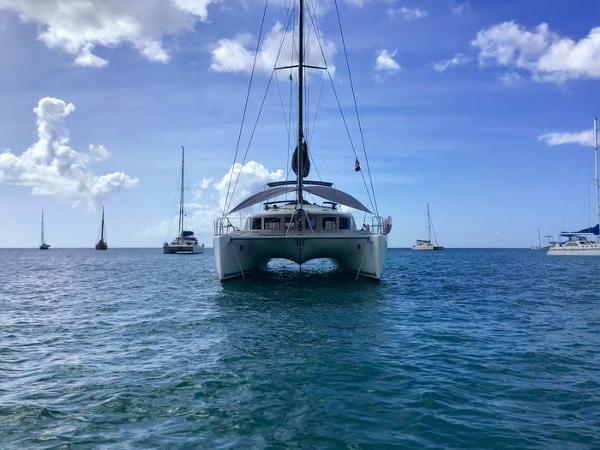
[163,146,203,254]
[213,0,390,280]
[412,203,443,251]
[530,228,547,250]
[95,206,108,250]
[548,118,600,256]
[39,210,50,250]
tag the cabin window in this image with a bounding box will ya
[306,216,317,230]
[339,217,350,230]
[323,217,337,230]
[264,217,281,230]
[251,218,262,230]
[284,218,295,230]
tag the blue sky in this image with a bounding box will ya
[1,0,600,248]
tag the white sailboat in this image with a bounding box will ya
[39,210,50,250]
[548,118,600,256]
[412,203,443,251]
[163,146,204,254]
[213,0,390,280]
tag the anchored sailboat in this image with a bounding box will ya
[39,210,50,250]
[95,206,108,250]
[164,146,203,254]
[412,203,443,251]
[548,118,600,256]
[213,0,389,280]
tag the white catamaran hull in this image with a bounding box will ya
[214,233,387,280]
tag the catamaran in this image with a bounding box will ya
[95,206,108,250]
[164,146,203,254]
[39,210,50,250]
[412,203,443,251]
[548,118,600,256]
[213,0,390,280]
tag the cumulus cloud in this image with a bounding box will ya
[538,129,595,147]
[450,2,468,15]
[0,97,138,205]
[144,161,284,243]
[0,0,214,67]
[432,53,470,71]
[210,22,337,74]
[375,49,401,72]
[473,21,600,83]
[387,7,428,20]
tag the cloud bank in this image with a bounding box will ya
[473,21,600,83]
[0,0,214,67]
[0,97,138,205]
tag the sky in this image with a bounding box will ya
[1,0,600,248]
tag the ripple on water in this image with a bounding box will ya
[0,248,599,448]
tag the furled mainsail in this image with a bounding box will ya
[291,142,310,178]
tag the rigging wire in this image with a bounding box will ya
[305,0,376,214]
[333,0,379,217]
[225,1,297,213]
[223,0,270,215]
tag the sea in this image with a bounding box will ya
[1,248,599,449]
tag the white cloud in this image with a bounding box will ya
[450,2,468,15]
[0,97,138,206]
[473,21,600,83]
[375,49,401,72]
[211,22,336,74]
[144,161,284,243]
[433,53,470,71]
[499,71,521,86]
[0,0,214,67]
[538,129,595,147]
[387,6,428,20]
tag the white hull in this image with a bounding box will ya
[163,244,203,254]
[214,232,387,280]
[547,244,600,256]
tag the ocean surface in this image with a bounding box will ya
[1,248,599,449]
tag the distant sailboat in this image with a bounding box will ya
[39,210,50,250]
[548,118,600,256]
[163,146,203,254]
[95,206,108,250]
[412,203,444,251]
[530,228,548,250]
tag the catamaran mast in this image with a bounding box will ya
[179,146,185,237]
[296,0,305,207]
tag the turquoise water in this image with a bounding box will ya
[1,248,599,448]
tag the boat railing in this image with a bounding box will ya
[363,215,385,234]
[214,216,240,235]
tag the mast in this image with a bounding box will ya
[100,206,105,241]
[427,202,431,243]
[296,0,305,207]
[537,228,541,248]
[41,210,45,245]
[179,145,185,237]
[595,118,599,231]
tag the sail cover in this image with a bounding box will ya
[228,186,295,214]
[291,142,310,178]
[227,185,372,214]
[575,224,599,235]
[304,185,372,213]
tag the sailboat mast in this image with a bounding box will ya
[537,228,541,248]
[179,146,185,237]
[427,202,431,242]
[296,0,305,207]
[41,210,44,245]
[101,207,105,241]
[595,118,599,231]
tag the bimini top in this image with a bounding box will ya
[227,184,372,214]
[560,223,599,237]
